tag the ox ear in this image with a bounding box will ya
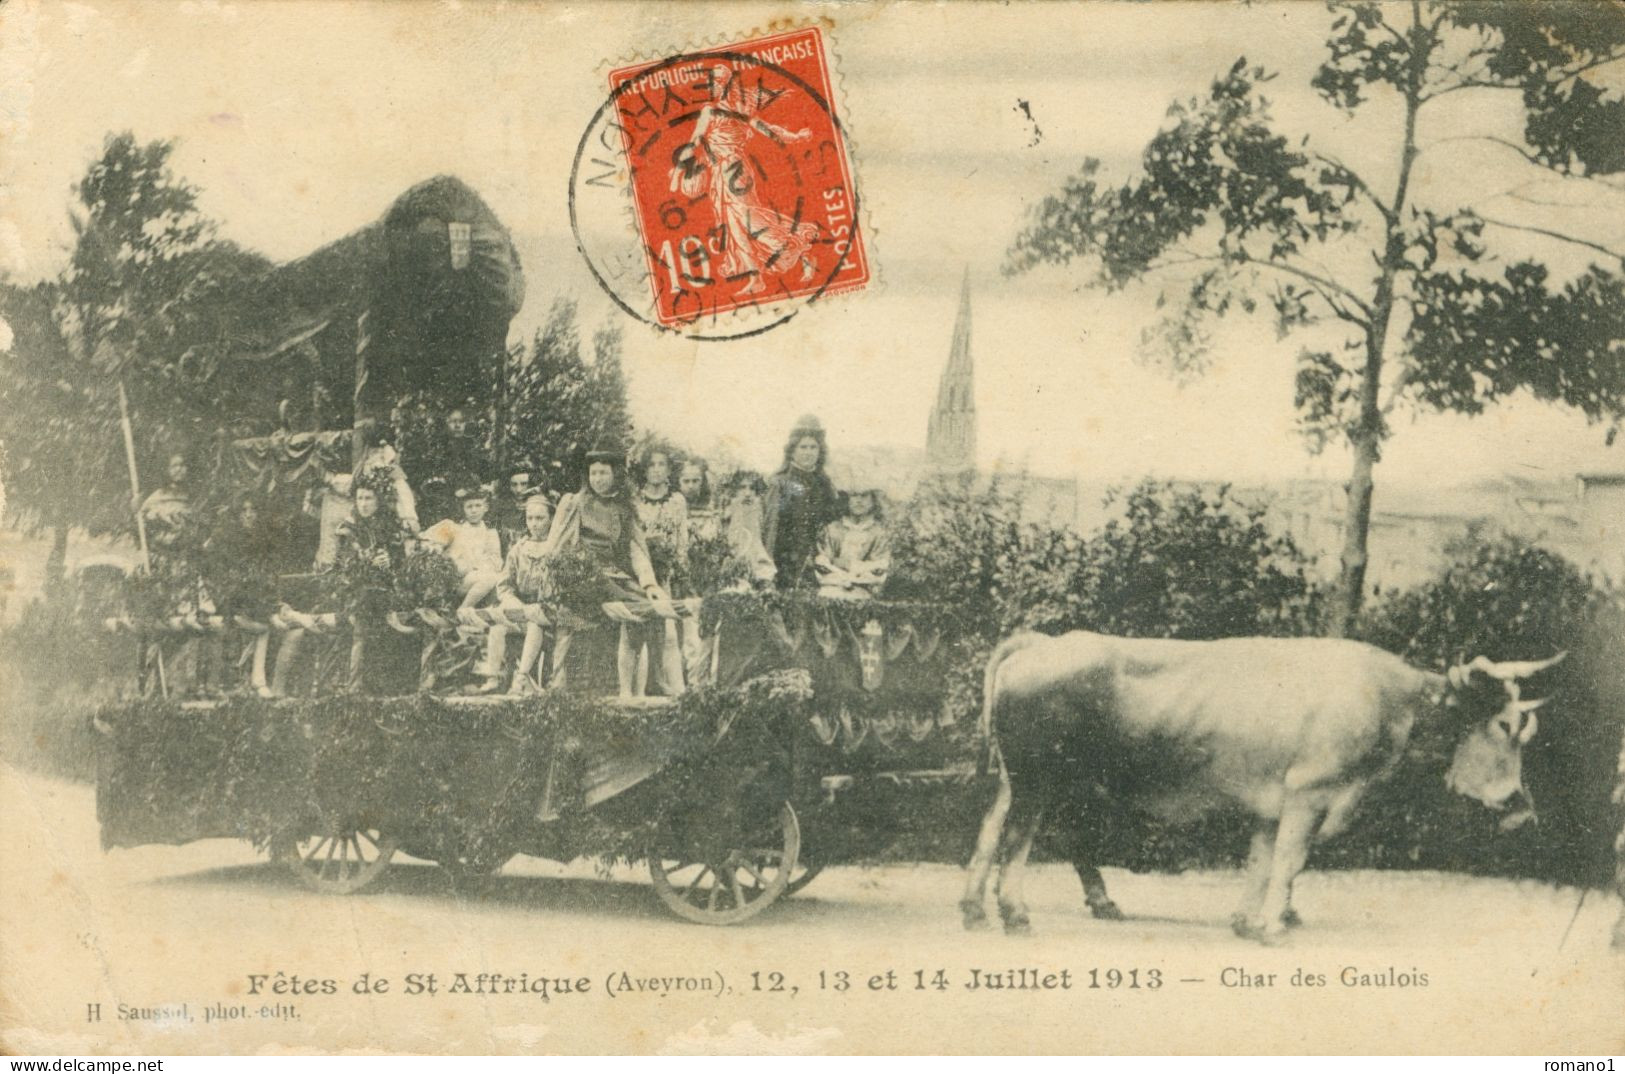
[1516,709,1539,746]
[1447,655,1498,689]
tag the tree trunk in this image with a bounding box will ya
[1330,431,1379,637]
[43,524,70,598]
[1327,0,1424,638]
[1330,316,1393,637]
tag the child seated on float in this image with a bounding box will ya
[335,478,406,694]
[421,486,504,609]
[815,487,891,601]
[475,494,554,696]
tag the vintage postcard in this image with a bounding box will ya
[1,0,1623,1058]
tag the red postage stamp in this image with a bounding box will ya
[603,27,869,332]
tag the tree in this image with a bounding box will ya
[1006,2,1625,634]
[500,300,634,493]
[0,280,104,587]
[0,133,266,586]
[585,322,633,455]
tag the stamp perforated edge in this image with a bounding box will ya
[588,15,881,331]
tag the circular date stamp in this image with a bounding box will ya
[569,26,870,340]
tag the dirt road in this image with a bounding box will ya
[3,762,1621,1054]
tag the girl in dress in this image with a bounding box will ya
[678,458,717,540]
[632,444,688,695]
[677,457,719,683]
[541,448,667,695]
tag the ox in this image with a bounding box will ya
[960,631,1563,944]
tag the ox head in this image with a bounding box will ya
[1441,652,1565,831]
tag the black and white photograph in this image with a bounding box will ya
[1,0,1623,1057]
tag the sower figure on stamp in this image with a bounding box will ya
[670,64,817,297]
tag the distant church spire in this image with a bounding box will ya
[927,268,977,471]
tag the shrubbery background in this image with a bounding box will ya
[867,478,1623,886]
[3,477,1621,886]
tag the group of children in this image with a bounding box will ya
[136,412,895,699]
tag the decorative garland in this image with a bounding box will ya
[540,543,614,615]
[391,548,463,614]
[685,531,749,596]
[95,671,817,866]
[697,589,967,640]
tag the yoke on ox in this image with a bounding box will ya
[960,632,1564,945]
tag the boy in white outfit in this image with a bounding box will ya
[422,486,504,609]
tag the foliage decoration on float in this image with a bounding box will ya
[92,670,816,867]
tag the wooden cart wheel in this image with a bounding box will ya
[272,827,397,895]
[783,855,824,897]
[648,802,801,925]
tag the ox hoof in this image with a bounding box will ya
[961,906,993,932]
[1089,900,1126,921]
[1231,917,1289,946]
[999,908,1033,935]
[1281,907,1304,930]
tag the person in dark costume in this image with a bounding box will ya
[419,407,486,526]
[762,414,841,590]
[204,493,282,695]
[492,459,543,556]
[333,472,406,693]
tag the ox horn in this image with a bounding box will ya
[1490,651,1568,680]
[1447,651,1567,686]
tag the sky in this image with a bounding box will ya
[2,0,1623,496]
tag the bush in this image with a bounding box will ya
[0,586,136,781]
[1075,481,1323,639]
[884,477,1323,728]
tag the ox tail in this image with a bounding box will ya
[976,632,1044,779]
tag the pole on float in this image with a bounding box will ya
[117,380,166,697]
[117,381,151,571]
